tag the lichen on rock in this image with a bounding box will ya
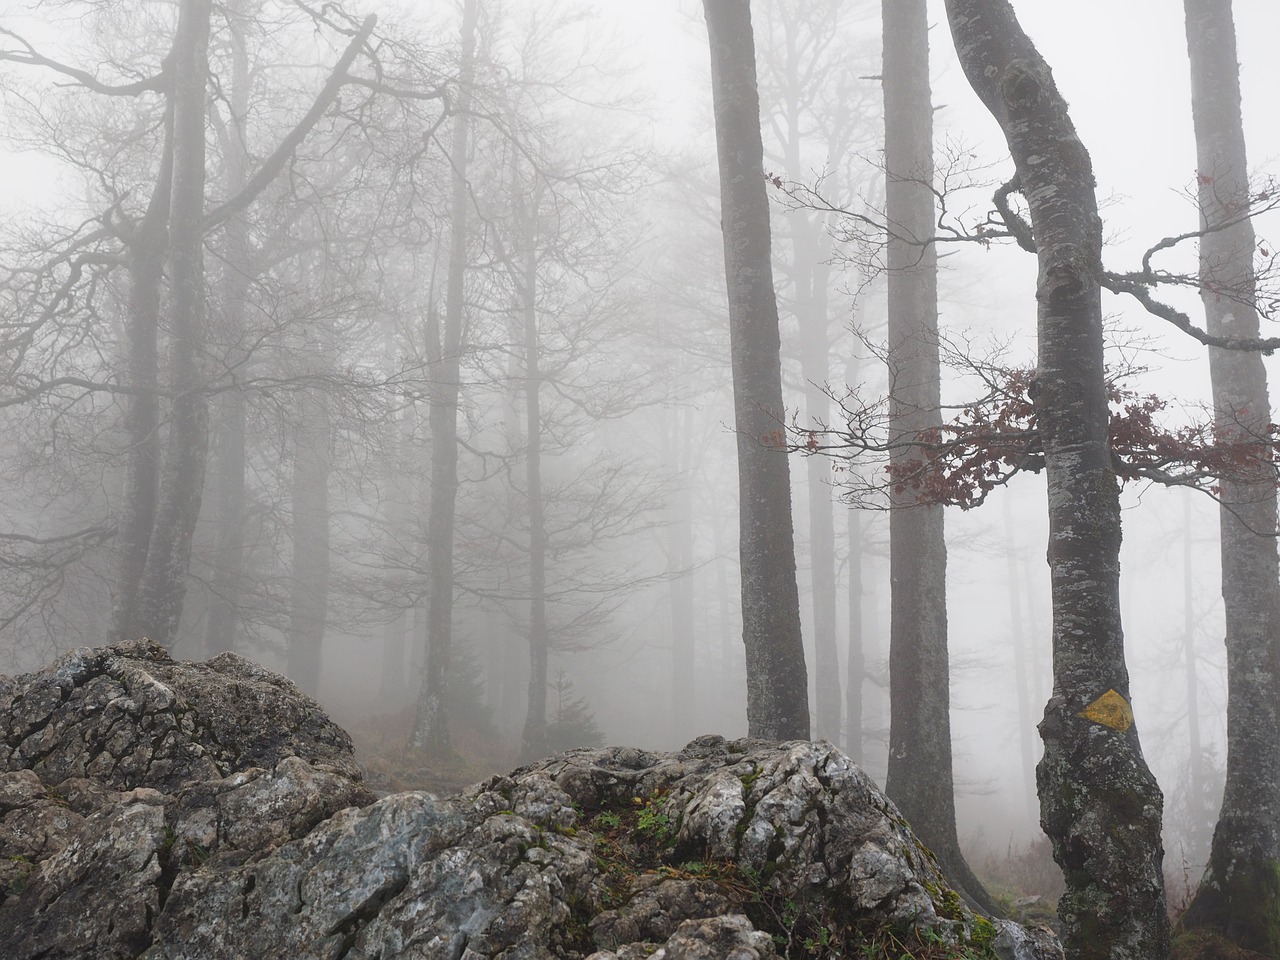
[0,643,1062,960]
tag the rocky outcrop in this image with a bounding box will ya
[0,642,1061,960]
[0,637,363,792]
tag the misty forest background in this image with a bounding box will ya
[2,0,1278,934]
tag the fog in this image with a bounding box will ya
[2,0,1279,905]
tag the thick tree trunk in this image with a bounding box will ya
[881,0,995,916]
[703,0,809,741]
[944,1,1168,954]
[133,0,213,648]
[411,0,478,756]
[1178,0,1280,949]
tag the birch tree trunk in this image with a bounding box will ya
[412,0,478,756]
[881,0,994,916]
[703,0,809,741]
[943,2,1168,955]
[1178,0,1280,949]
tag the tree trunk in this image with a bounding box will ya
[1181,495,1209,857]
[133,0,213,648]
[286,384,331,695]
[943,2,1168,954]
[110,83,175,644]
[1004,496,1038,826]
[379,401,411,705]
[881,0,995,916]
[845,504,865,762]
[112,198,168,644]
[204,5,251,658]
[411,0,478,756]
[1178,0,1280,949]
[667,401,698,743]
[518,178,550,764]
[703,0,809,741]
[799,230,840,742]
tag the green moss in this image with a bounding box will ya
[1170,928,1271,960]
[1177,858,1280,957]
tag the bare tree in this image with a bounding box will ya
[411,0,479,758]
[755,0,871,743]
[1177,0,1280,950]
[881,0,996,917]
[942,1,1168,955]
[703,0,809,741]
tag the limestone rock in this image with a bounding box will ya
[0,644,1064,960]
[0,637,363,792]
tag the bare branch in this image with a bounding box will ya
[0,27,169,95]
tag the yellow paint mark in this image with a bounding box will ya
[1078,689,1133,732]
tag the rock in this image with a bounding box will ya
[589,915,779,960]
[0,637,364,792]
[0,644,1064,960]
[3,792,166,959]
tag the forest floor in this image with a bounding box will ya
[349,706,517,797]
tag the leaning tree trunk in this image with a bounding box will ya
[411,0,478,756]
[881,0,996,916]
[943,2,1168,956]
[1178,0,1280,950]
[133,0,214,648]
[703,0,809,741]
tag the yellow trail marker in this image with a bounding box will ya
[1078,689,1133,732]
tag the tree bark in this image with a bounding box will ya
[518,178,550,764]
[204,3,251,658]
[881,0,995,916]
[703,0,809,741]
[799,235,840,742]
[1178,0,1280,949]
[943,2,1169,955]
[286,382,330,696]
[1003,496,1039,827]
[411,0,478,756]
[667,403,698,742]
[133,0,213,648]
[845,504,864,762]
[111,169,169,643]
